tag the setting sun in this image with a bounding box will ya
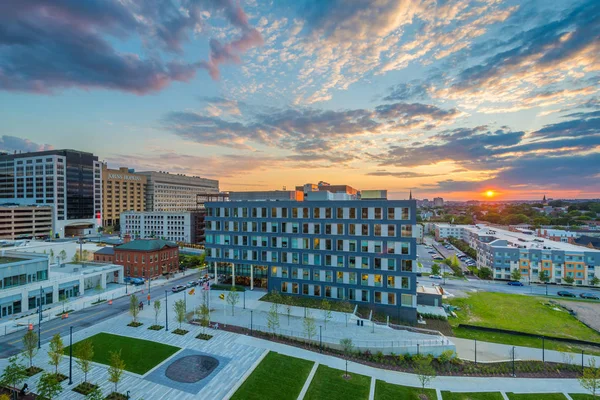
[485,190,495,198]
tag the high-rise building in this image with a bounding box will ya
[137,171,219,212]
[0,150,102,238]
[205,190,418,322]
[0,204,53,240]
[433,197,444,207]
[121,210,199,243]
[101,165,147,228]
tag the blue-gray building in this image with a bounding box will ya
[204,194,418,322]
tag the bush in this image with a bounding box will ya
[438,350,455,364]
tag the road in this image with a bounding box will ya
[416,243,452,275]
[0,275,194,358]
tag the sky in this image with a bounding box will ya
[0,0,599,201]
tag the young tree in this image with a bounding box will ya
[415,358,436,394]
[341,300,353,327]
[22,329,38,370]
[75,339,94,383]
[37,372,63,400]
[0,355,27,397]
[539,270,550,283]
[82,249,90,261]
[59,250,67,265]
[285,301,293,326]
[85,386,104,400]
[267,303,280,336]
[510,269,522,282]
[340,338,354,379]
[129,293,139,323]
[48,333,64,378]
[478,267,492,280]
[591,276,600,287]
[153,299,161,326]
[563,275,575,285]
[579,358,600,398]
[269,290,282,313]
[303,310,317,342]
[108,350,125,395]
[431,263,441,276]
[49,249,55,264]
[321,299,332,330]
[174,299,186,330]
[71,253,81,263]
[226,288,240,316]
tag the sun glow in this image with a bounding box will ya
[485,190,495,198]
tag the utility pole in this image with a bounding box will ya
[69,326,73,385]
[165,291,169,331]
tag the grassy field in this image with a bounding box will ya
[305,365,370,400]
[441,391,505,400]
[66,333,180,374]
[569,394,598,400]
[231,352,313,400]
[447,292,600,353]
[375,381,436,400]
[506,393,567,400]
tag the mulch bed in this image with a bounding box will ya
[55,373,68,382]
[196,333,213,340]
[172,328,189,335]
[219,325,584,378]
[73,382,99,395]
[127,321,143,327]
[105,392,128,400]
[25,366,43,377]
[148,325,164,331]
[1,386,36,399]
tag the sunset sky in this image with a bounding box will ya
[1,0,598,201]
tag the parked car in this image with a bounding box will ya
[186,281,198,288]
[172,285,186,293]
[430,275,442,279]
[579,293,600,300]
[557,291,576,297]
[507,281,524,286]
[131,278,145,286]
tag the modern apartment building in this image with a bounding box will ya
[137,171,219,212]
[0,150,102,238]
[536,228,578,244]
[120,211,198,243]
[0,204,53,239]
[205,192,419,322]
[433,197,444,207]
[434,223,464,241]
[101,165,146,228]
[433,223,600,285]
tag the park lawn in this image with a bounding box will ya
[375,380,436,400]
[569,395,598,400]
[305,365,370,400]
[506,393,567,400]
[66,332,180,374]
[447,292,600,342]
[231,352,313,400]
[441,391,505,400]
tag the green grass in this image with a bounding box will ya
[448,292,600,342]
[441,391,505,400]
[231,352,313,400]
[66,333,180,374]
[211,284,246,292]
[569,394,599,400]
[305,365,370,400]
[375,380,436,400]
[506,394,567,400]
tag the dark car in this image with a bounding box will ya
[507,281,524,286]
[186,281,198,288]
[579,293,600,300]
[557,291,576,297]
[172,285,186,293]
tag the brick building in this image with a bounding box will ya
[94,236,179,279]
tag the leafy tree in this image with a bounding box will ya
[303,310,317,342]
[431,264,441,276]
[563,275,575,285]
[129,293,140,323]
[1,355,27,398]
[58,250,67,264]
[267,303,280,336]
[75,339,94,383]
[196,292,210,334]
[71,253,81,263]
[510,269,522,282]
[579,358,600,398]
[539,270,550,283]
[48,333,64,377]
[108,350,125,394]
[22,329,38,370]
[49,249,55,264]
[226,287,240,316]
[590,276,600,287]
[85,386,103,400]
[340,338,354,379]
[174,299,186,330]
[36,372,63,400]
[82,249,90,261]
[321,299,332,330]
[415,358,436,394]
[478,267,492,280]
[153,299,161,326]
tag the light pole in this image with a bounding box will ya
[69,326,73,385]
[319,325,322,353]
[165,290,169,331]
[250,310,253,336]
[243,290,246,309]
[38,286,42,349]
[147,277,151,306]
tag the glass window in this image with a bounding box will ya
[388,293,396,305]
[401,225,412,237]
[374,291,382,303]
[401,294,413,307]
[401,276,410,289]
[292,283,299,294]
[281,282,288,292]
[375,208,382,219]
[374,274,382,287]
[361,273,368,285]
[374,224,381,236]
[388,208,395,219]
[350,208,357,219]
[387,276,395,287]
[314,285,321,297]
[337,208,343,218]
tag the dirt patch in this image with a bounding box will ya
[556,300,600,333]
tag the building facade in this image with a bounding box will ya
[138,171,219,212]
[121,211,198,243]
[94,237,179,279]
[205,197,418,322]
[0,150,102,237]
[101,165,146,228]
[0,204,53,239]
[433,197,444,207]
[536,228,578,244]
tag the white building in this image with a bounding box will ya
[137,171,219,212]
[413,223,424,244]
[434,223,466,241]
[121,211,198,243]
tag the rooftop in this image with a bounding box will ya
[0,256,26,265]
[117,238,178,252]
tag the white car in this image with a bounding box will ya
[430,275,442,279]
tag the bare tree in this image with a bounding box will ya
[129,294,139,323]
[226,288,240,316]
[153,300,161,326]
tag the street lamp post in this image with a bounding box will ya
[243,290,246,309]
[147,278,151,306]
[319,325,322,353]
[69,326,73,385]
[38,286,42,349]
[250,310,253,336]
[165,291,169,331]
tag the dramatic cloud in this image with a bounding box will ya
[0,136,53,153]
[0,0,262,93]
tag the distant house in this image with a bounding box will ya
[574,235,600,250]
